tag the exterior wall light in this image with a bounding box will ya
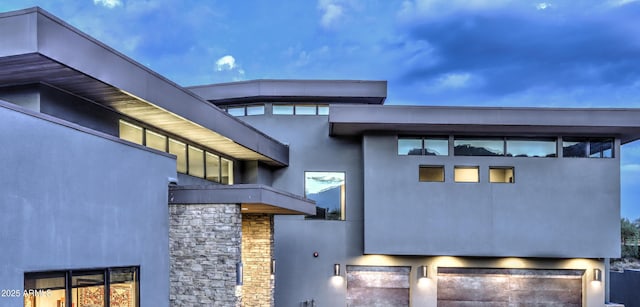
[418,265,429,279]
[334,264,341,276]
[593,268,602,282]
[236,262,243,285]
[271,259,276,276]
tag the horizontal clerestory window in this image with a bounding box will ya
[225,104,265,116]
[273,104,329,115]
[398,137,449,156]
[118,120,234,184]
[563,138,613,158]
[454,139,504,156]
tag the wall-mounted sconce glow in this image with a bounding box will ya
[418,265,428,279]
[271,259,276,275]
[593,268,602,282]
[334,264,341,276]
[236,262,243,285]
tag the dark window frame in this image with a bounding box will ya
[24,266,140,307]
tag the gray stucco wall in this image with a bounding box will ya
[238,114,362,307]
[363,134,621,258]
[0,103,176,306]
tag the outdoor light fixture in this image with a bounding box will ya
[271,259,276,275]
[593,268,602,282]
[236,262,243,285]
[334,264,341,276]
[418,265,429,279]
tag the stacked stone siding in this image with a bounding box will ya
[169,204,241,307]
[242,214,275,307]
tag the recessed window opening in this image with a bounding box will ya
[489,167,515,183]
[454,166,479,183]
[419,166,445,182]
[304,171,346,220]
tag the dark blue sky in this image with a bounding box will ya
[2,0,639,218]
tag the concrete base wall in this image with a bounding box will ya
[242,214,275,307]
[169,204,241,307]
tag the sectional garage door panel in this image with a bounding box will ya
[438,268,584,307]
[346,266,410,307]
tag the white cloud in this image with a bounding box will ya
[93,0,122,9]
[213,55,245,82]
[215,55,236,71]
[536,2,551,10]
[438,73,472,88]
[318,0,344,29]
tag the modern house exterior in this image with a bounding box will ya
[1,6,640,307]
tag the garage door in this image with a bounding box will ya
[438,268,584,307]
[346,266,410,307]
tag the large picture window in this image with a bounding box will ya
[304,171,345,220]
[24,267,139,307]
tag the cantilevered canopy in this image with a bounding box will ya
[169,184,316,215]
[188,79,387,105]
[0,8,288,166]
[329,105,640,144]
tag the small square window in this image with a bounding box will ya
[489,167,514,183]
[419,166,445,182]
[454,166,479,183]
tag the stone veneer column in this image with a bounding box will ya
[169,204,241,307]
[241,214,274,307]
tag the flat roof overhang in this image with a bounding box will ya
[329,105,640,144]
[169,184,316,215]
[187,79,387,106]
[0,8,288,166]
